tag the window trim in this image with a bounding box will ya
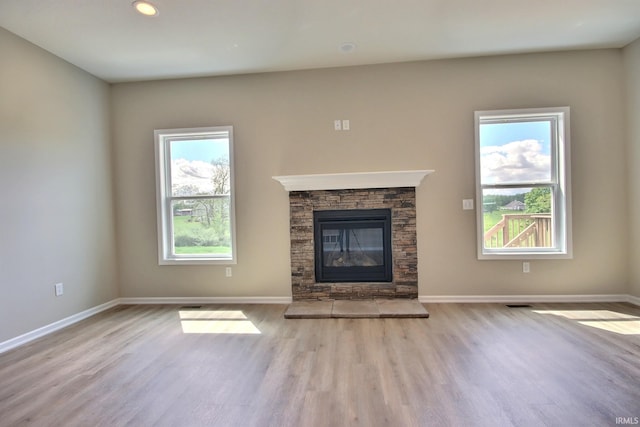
[474,107,572,260]
[154,126,237,265]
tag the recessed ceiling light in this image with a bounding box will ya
[339,42,356,54]
[133,1,159,17]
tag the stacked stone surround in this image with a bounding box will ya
[289,187,418,300]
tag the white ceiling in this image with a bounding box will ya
[1,0,640,83]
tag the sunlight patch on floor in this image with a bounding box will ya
[532,309,640,335]
[179,310,248,320]
[179,310,261,334]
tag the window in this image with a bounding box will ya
[154,126,236,264]
[475,107,572,259]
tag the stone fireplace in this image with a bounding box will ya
[273,171,433,301]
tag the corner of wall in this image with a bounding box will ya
[623,37,640,298]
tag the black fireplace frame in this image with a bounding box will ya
[313,209,392,283]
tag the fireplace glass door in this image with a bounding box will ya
[314,209,392,282]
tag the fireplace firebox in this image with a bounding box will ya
[314,209,392,283]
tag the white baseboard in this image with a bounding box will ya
[0,299,120,354]
[118,296,293,305]
[418,294,633,304]
[627,294,640,306]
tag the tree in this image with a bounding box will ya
[211,156,230,195]
[189,156,231,246]
[525,188,551,214]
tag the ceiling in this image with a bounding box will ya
[1,0,640,83]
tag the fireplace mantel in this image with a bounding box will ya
[272,170,434,192]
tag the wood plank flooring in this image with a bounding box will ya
[0,302,639,427]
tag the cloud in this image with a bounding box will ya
[480,139,550,184]
[171,159,214,195]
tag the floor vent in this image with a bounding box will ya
[506,304,532,308]
[180,305,203,309]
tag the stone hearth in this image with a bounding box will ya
[284,299,430,318]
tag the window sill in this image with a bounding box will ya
[159,257,236,266]
[478,250,573,260]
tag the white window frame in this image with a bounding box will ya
[474,107,572,260]
[154,126,237,265]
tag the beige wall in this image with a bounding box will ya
[624,38,640,298]
[0,28,119,342]
[111,49,628,299]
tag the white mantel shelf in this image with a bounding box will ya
[272,170,434,192]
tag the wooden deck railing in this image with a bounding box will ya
[484,214,552,248]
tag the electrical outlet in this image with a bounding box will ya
[334,120,342,131]
[462,199,474,210]
[342,119,350,130]
[522,262,530,273]
[225,267,232,277]
[54,283,64,296]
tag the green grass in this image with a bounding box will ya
[173,215,200,235]
[172,215,231,254]
[175,246,231,254]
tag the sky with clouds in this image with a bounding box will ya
[169,138,230,196]
[479,121,551,185]
[170,138,229,163]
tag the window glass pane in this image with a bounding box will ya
[482,187,553,249]
[169,138,230,197]
[171,198,232,257]
[479,121,552,185]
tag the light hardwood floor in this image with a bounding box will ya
[1,302,639,427]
